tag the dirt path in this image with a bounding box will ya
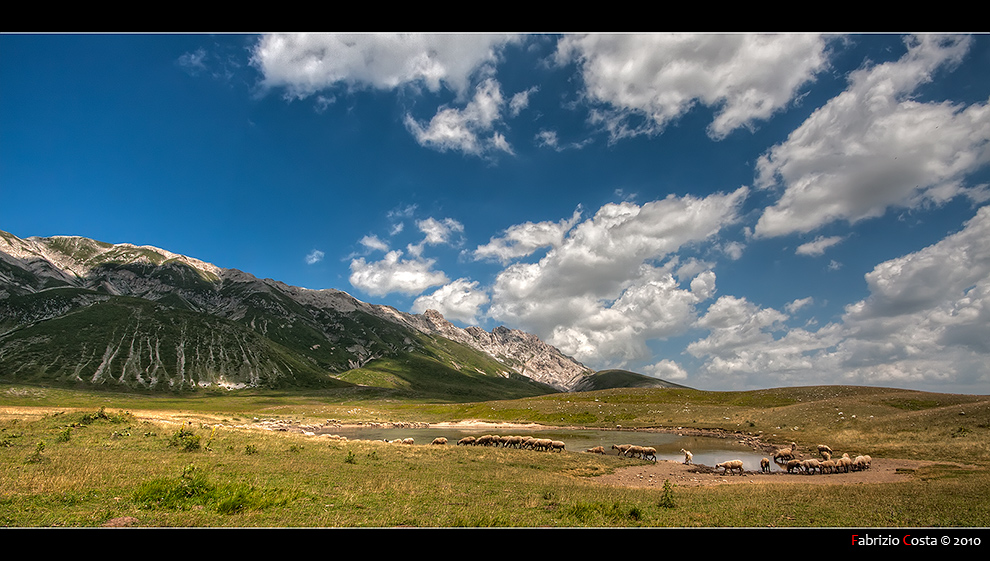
[592,457,938,488]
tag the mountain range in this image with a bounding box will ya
[0,230,680,397]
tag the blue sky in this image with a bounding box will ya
[3,33,990,394]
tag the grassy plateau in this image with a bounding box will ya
[1,383,989,527]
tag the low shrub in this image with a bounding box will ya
[168,427,201,451]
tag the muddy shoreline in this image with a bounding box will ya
[263,417,790,456]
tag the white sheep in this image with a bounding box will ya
[681,448,693,464]
[550,440,566,453]
[817,444,833,458]
[800,458,821,474]
[586,446,606,455]
[612,444,633,456]
[835,454,853,473]
[431,437,448,445]
[457,436,476,446]
[402,438,414,445]
[772,442,797,462]
[820,459,837,474]
[626,445,657,461]
[641,446,657,462]
[785,459,803,473]
[853,455,872,471]
[502,435,524,448]
[761,457,771,473]
[716,460,745,475]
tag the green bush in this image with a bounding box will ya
[658,479,676,509]
[168,427,201,451]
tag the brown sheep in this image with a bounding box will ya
[586,446,606,454]
[431,437,448,445]
[761,457,771,473]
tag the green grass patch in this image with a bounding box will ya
[3,385,990,527]
[133,465,294,514]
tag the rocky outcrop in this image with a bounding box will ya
[384,308,593,391]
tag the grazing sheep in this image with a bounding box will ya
[716,460,745,475]
[821,450,831,461]
[820,459,837,474]
[772,442,797,462]
[612,444,633,456]
[817,444,834,458]
[624,445,656,461]
[474,435,498,447]
[761,457,771,473]
[457,436,476,446]
[853,455,872,471]
[586,446,606,455]
[550,440,566,453]
[502,435,524,449]
[431,437,448,445]
[681,449,693,464]
[402,438,414,445]
[785,459,803,473]
[800,458,821,474]
[835,454,853,473]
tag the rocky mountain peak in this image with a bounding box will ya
[1,229,595,392]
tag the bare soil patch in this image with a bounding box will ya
[593,457,938,489]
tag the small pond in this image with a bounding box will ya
[316,425,772,471]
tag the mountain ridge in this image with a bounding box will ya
[0,230,598,393]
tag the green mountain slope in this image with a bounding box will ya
[0,230,563,398]
[572,369,693,392]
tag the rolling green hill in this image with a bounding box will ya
[572,369,693,392]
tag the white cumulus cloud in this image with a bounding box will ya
[555,33,831,141]
[686,205,990,392]
[404,78,515,157]
[251,33,517,99]
[474,208,582,264]
[349,250,449,297]
[755,34,990,238]
[411,279,491,325]
[486,188,747,368]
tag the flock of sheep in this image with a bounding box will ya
[452,434,567,452]
[384,434,872,477]
[742,443,873,476]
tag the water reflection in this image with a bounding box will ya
[317,425,771,471]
